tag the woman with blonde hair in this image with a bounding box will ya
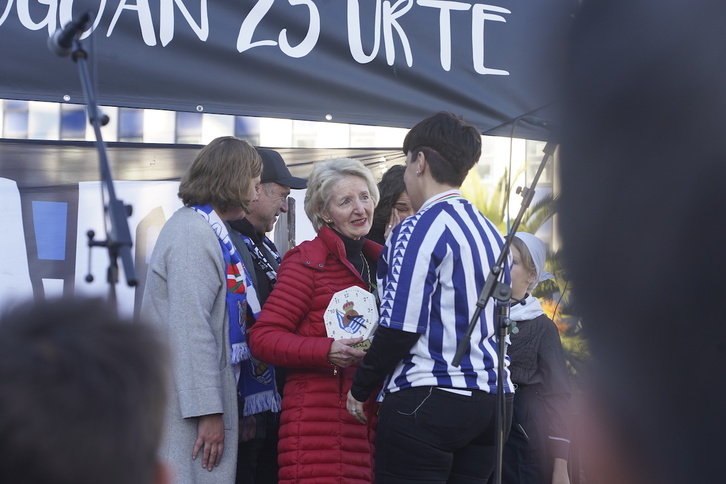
[249,157,382,483]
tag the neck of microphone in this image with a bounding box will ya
[48,10,93,57]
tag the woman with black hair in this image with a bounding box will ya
[367,164,414,245]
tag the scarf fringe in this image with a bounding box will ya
[231,342,251,365]
[243,390,282,417]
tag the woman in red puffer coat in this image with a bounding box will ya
[249,158,382,484]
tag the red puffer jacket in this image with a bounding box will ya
[249,227,382,484]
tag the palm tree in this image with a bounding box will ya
[460,168,511,233]
[517,192,556,234]
[461,168,555,238]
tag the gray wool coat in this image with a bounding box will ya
[141,206,239,484]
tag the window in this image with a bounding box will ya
[118,108,144,142]
[234,116,260,145]
[525,140,552,185]
[175,112,202,144]
[3,100,29,139]
[60,104,86,140]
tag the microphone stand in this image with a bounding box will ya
[67,36,137,307]
[451,140,557,484]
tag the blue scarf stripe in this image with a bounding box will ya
[191,205,280,417]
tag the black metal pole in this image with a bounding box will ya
[452,140,557,484]
[67,35,137,302]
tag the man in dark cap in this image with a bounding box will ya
[226,148,307,484]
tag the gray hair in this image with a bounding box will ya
[304,158,380,232]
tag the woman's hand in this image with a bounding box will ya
[327,337,366,368]
[346,390,367,424]
[384,207,402,240]
[193,413,225,471]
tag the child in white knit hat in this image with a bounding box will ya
[499,232,572,484]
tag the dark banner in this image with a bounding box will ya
[0,0,576,140]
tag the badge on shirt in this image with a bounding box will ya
[324,286,379,350]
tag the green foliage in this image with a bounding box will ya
[460,168,514,232]
[461,168,555,236]
[518,192,556,235]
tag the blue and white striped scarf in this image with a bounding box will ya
[192,205,280,415]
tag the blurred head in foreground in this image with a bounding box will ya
[0,298,170,484]
[559,1,726,483]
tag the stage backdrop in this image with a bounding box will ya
[0,0,576,139]
[0,139,404,315]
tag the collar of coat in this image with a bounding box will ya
[299,226,382,272]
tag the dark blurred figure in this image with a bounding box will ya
[367,164,414,245]
[0,298,170,484]
[559,1,726,483]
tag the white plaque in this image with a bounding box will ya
[324,286,379,348]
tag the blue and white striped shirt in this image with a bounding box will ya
[377,190,513,395]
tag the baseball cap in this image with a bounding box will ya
[257,149,307,189]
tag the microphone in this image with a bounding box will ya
[510,292,530,306]
[48,10,93,57]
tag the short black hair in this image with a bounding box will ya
[402,112,482,186]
